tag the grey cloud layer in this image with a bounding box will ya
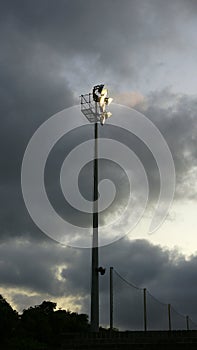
[0,0,197,328]
[137,91,197,200]
[1,0,196,93]
[0,0,196,237]
[1,238,197,329]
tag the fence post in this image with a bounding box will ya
[143,288,147,331]
[168,304,171,331]
[110,267,113,331]
[186,316,189,331]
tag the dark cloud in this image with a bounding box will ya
[0,0,196,329]
[1,237,197,330]
[1,0,195,93]
[0,1,196,231]
[136,90,197,200]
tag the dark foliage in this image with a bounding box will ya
[0,294,18,340]
[0,295,89,349]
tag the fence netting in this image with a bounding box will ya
[112,268,197,331]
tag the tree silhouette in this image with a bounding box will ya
[21,301,57,343]
[20,300,89,346]
[0,294,18,341]
[0,296,90,349]
[52,309,89,333]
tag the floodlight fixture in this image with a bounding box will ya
[105,97,113,105]
[93,84,104,102]
[100,111,112,125]
[97,267,106,275]
[80,84,113,126]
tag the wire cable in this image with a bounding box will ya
[146,290,167,307]
[114,268,143,291]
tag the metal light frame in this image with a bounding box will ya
[80,84,113,125]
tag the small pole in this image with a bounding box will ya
[143,288,147,331]
[110,267,113,331]
[186,316,190,331]
[168,304,171,331]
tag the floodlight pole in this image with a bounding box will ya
[80,85,112,332]
[91,102,99,332]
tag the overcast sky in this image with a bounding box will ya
[0,0,197,330]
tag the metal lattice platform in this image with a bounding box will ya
[80,93,100,123]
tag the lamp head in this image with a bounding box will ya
[105,97,113,105]
[97,266,106,275]
[93,84,105,102]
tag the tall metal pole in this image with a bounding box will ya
[81,86,112,333]
[143,288,147,331]
[90,103,99,332]
[110,267,114,331]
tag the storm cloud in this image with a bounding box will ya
[0,0,197,330]
[1,238,197,330]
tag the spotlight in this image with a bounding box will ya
[93,84,104,102]
[100,111,112,125]
[97,267,106,275]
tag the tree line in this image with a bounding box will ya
[0,294,89,349]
